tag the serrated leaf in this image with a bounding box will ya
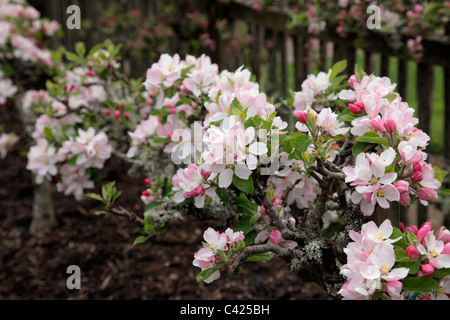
[232,174,254,194]
[355,132,389,146]
[329,60,347,80]
[402,276,440,293]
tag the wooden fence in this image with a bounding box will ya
[31,0,449,227]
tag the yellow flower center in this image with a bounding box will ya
[431,249,439,258]
[376,232,384,240]
[370,176,378,185]
[209,243,217,251]
[380,263,389,275]
[377,190,385,197]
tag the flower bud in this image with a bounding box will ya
[370,118,384,131]
[411,171,423,183]
[141,190,150,196]
[384,117,396,133]
[105,109,111,116]
[200,168,212,179]
[114,110,121,120]
[144,178,151,186]
[417,187,438,202]
[417,224,432,243]
[405,245,418,259]
[294,110,308,123]
[269,230,283,245]
[421,264,434,276]
[348,74,359,89]
[386,280,403,297]
[399,222,405,233]
[348,103,360,114]
[443,243,450,255]
[394,180,409,194]
[406,225,418,235]
[413,162,422,173]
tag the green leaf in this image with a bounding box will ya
[75,42,86,56]
[229,98,243,116]
[85,193,103,202]
[402,276,440,293]
[394,249,409,261]
[196,264,224,282]
[232,174,254,194]
[354,64,366,82]
[132,236,149,246]
[215,188,229,206]
[354,132,389,147]
[246,254,272,262]
[432,268,450,278]
[433,166,448,183]
[396,259,420,274]
[383,93,397,102]
[294,134,313,153]
[43,127,55,141]
[352,141,371,157]
[390,227,407,250]
[329,60,347,80]
[144,201,163,211]
[233,193,258,215]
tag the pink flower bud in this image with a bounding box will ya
[399,222,405,233]
[421,264,434,276]
[411,171,423,183]
[386,280,403,297]
[259,205,265,215]
[394,180,409,194]
[370,118,384,131]
[348,74,359,89]
[406,225,418,235]
[105,109,111,116]
[417,224,432,243]
[443,243,450,255]
[196,186,205,197]
[141,190,150,196]
[200,168,212,179]
[384,117,396,133]
[348,103,360,114]
[417,187,438,202]
[414,4,423,13]
[413,162,422,173]
[399,193,411,207]
[294,110,307,123]
[114,110,121,119]
[405,245,418,259]
[124,113,130,119]
[269,229,283,245]
[184,189,199,198]
[144,178,151,186]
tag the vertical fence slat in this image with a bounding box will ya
[416,62,434,226]
[293,34,307,91]
[397,58,408,99]
[445,67,450,161]
[380,54,389,77]
[278,31,288,98]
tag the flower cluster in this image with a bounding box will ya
[340,72,440,216]
[26,127,112,199]
[0,0,59,67]
[193,227,245,283]
[339,219,450,300]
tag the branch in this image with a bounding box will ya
[229,243,298,272]
[107,205,144,226]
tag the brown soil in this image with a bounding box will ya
[0,105,329,300]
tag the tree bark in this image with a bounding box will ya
[29,178,57,234]
[16,93,57,235]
